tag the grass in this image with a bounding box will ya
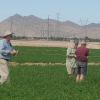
[0,65,100,100]
[13,46,66,63]
[13,46,100,63]
[89,49,100,63]
[0,46,100,100]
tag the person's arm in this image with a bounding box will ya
[67,48,71,56]
[67,48,75,57]
[0,48,11,55]
[0,40,11,55]
[10,49,18,56]
[0,40,17,56]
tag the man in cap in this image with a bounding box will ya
[75,40,89,82]
[0,31,17,85]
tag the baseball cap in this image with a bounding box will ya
[3,31,13,37]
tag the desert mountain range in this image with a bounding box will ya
[0,14,100,39]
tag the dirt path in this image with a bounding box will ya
[10,62,100,67]
[11,40,100,49]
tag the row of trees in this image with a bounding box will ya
[13,36,100,42]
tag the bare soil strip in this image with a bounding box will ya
[11,40,100,49]
[10,62,100,67]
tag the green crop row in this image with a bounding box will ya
[12,46,100,63]
[0,65,100,100]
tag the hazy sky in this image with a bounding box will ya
[0,0,100,24]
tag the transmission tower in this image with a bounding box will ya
[56,13,60,36]
[80,18,89,40]
[10,19,13,32]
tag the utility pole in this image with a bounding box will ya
[10,19,13,32]
[56,13,60,38]
[23,16,26,38]
[47,15,50,40]
[41,23,45,39]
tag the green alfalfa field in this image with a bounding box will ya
[0,46,100,100]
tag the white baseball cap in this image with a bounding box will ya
[3,31,13,37]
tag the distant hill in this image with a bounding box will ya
[0,14,100,39]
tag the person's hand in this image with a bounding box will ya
[10,50,18,56]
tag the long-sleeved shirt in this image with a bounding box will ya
[0,38,13,61]
[67,48,76,58]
